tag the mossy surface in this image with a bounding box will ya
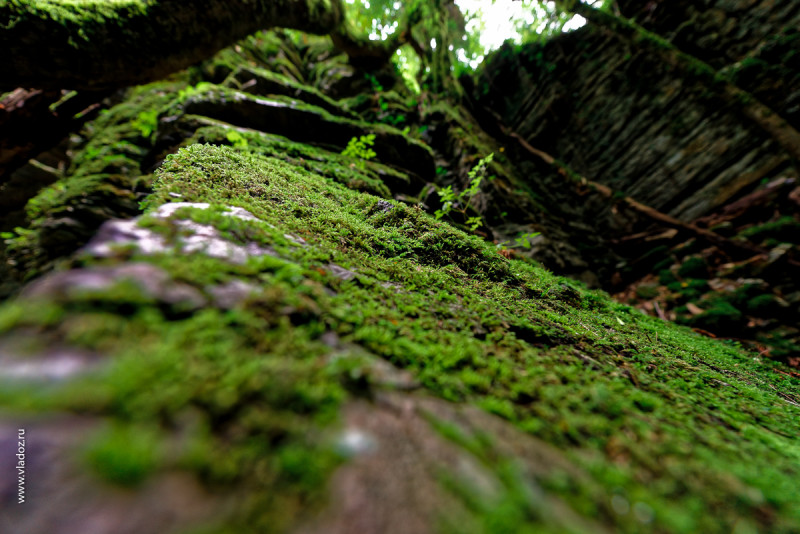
[0,83,169,290]
[2,143,798,533]
[173,83,434,179]
[182,119,399,197]
[2,15,800,533]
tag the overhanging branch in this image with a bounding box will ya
[0,0,345,91]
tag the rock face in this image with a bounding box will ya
[0,7,799,534]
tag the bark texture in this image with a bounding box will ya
[474,25,797,223]
[564,2,800,162]
[0,0,344,91]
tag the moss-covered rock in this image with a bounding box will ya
[1,144,798,534]
[2,7,800,532]
[174,84,434,181]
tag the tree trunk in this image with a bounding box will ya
[0,0,344,91]
[561,1,800,162]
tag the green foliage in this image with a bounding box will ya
[341,134,377,169]
[685,300,744,333]
[495,232,542,253]
[365,73,384,93]
[513,232,540,248]
[395,44,422,94]
[677,256,709,279]
[176,81,215,103]
[131,109,159,140]
[365,73,409,125]
[435,152,495,231]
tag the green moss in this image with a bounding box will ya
[685,301,743,333]
[677,256,709,279]
[0,143,782,531]
[84,423,162,487]
[738,216,800,245]
[635,284,659,299]
[1,81,182,288]
[658,269,678,285]
[184,120,397,197]
[1,29,799,531]
[746,294,779,315]
[3,1,152,36]
[665,279,708,303]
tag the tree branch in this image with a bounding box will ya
[329,1,424,70]
[0,0,345,91]
[507,129,800,271]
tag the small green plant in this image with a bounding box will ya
[435,153,495,232]
[495,232,542,253]
[365,73,384,92]
[513,232,541,248]
[341,134,377,169]
[25,182,68,219]
[384,113,405,126]
[131,109,159,140]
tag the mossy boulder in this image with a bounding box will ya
[1,144,798,534]
[685,300,744,333]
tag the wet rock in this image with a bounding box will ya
[85,219,170,256]
[334,427,377,458]
[180,89,434,183]
[327,349,420,393]
[327,263,357,281]
[205,279,260,309]
[0,347,98,381]
[0,417,220,534]
[477,29,793,222]
[21,263,207,311]
[228,66,359,119]
[84,203,278,265]
[283,233,306,246]
[375,200,393,213]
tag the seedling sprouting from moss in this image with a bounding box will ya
[435,152,495,232]
[341,134,377,169]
